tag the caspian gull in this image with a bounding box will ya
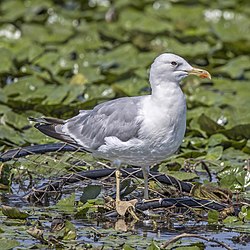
[31,53,211,211]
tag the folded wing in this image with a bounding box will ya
[32,97,142,152]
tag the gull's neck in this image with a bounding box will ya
[150,80,184,106]
[140,77,187,151]
[149,67,185,103]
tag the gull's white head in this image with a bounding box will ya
[150,53,211,85]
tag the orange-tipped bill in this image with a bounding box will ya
[188,67,211,79]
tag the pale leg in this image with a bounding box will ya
[113,160,122,203]
[115,169,121,202]
[142,166,150,199]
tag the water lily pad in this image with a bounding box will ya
[215,56,250,79]
[55,193,75,213]
[223,215,239,224]
[207,134,228,147]
[94,44,155,75]
[198,114,224,136]
[41,85,71,105]
[0,0,26,22]
[98,22,129,41]
[223,124,250,140]
[218,165,250,191]
[1,205,29,219]
[0,48,13,74]
[119,8,172,34]
[0,124,25,144]
[0,164,11,188]
[167,171,198,181]
[62,221,77,240]
[63,29,104,52]
[123,244,135,250]
[208,210,219,224]
[23,0,52,22]
[147,241,161,250]
[80,184,102,204]
[112,77,148,97]
[210,12,250,43]
[222,147,249,161]
[22,42,45,63]
[3,76,45,101]
[78,64,105,83]
[206,146,223,161]
[2,111,28,130]
[238,205,250,222]
[150,37,210,57]
[33,51,60,72]
[22,23,73,44]
[22,126,55,144]
[0,104,11,114]
[0,238,20,250]
[50,219,77,241]
[188,79,250,127]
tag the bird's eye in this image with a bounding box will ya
[171,61,178,66]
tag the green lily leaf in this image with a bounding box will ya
[218,165,250,191]
[119,8,172,34]
[2,111,28,130]
[208,210,219,224]
[198,114,224,136]
[0,124,25,144]
[223,216,239,224]
[1,205,29,219]
[0,238,20,250]
[55,193,76,213]
[0,48,13,74]
[210,12,250,43]
[147,241,160,250]
[123,244,135,250]
[62,221,77,240]
[80,184,102,204]
[215,56,250,79]
[222,124,250,140]
[0,0,25,22]
[206,146,223,161]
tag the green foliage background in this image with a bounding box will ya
[0,0,249,249]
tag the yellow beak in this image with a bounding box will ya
[188,67,211,79]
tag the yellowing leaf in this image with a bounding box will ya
[70,73,88,85]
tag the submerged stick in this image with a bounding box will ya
[136,197,227,211]
[24,167,193,202]
[161,233,232,250]
[0,143,83,162]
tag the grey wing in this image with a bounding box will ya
[63,97,142,150]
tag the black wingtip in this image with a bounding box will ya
[34,123,41,129]
[30,117,79,147]
[28,116,35,121]
[35,124,59,139]
[35,124,78,146]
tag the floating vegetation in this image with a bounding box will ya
[0,0,249,249]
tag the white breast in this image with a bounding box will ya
[137,89,186,161]
[94,87,186,166]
